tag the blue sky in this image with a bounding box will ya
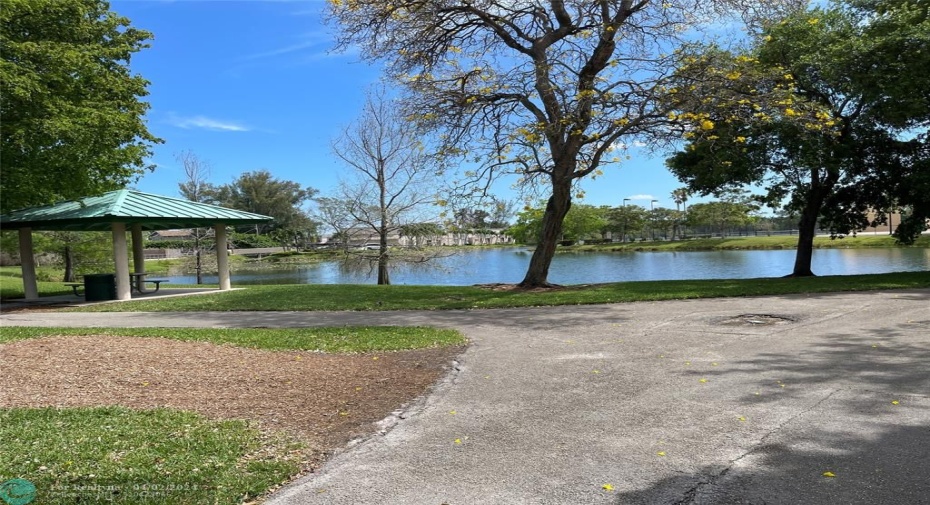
[116,0,692,213]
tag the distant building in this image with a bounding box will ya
[148,229,198,241]
[858,211,902,235]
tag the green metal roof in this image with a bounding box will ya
[0,189,274,231]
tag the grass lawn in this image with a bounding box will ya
[59,271,930,312]
[0,325,466,350]
[0,407,302,505]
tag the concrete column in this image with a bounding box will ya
[112,223,131,300]
[18,228,39,300]
[131,224,145,292]
[215,223,230,290]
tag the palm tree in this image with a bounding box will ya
[671,188,690,212]
[670,188,691,240]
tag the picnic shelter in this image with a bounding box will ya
[0,189,273,300]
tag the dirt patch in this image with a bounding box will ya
[0,335,462,472]
[474,282,577,292]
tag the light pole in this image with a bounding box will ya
[650,200,658,241]
[622,199,631,242]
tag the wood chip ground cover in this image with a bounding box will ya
[0,335,462,480]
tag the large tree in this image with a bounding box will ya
[666,0,929,276]
[0,0,161,213]
[209,170,317,235]
[331,87,441,285]
[327,0,799,287]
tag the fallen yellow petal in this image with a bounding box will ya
[891,400,900,405]
[592,370,601,374]
[602,483,614,491]
[454,438,462,445]
[657,451,667,456]
[449,410,457,415]
[822,471,836,478]
[699,378,708,383]
[738,416,746,422]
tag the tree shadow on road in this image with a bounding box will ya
[627,321,930,504]
[613,422,930,504]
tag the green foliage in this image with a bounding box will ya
[685,202,758,235]
[0,406,302,504]
[208,170,318,235]
[570,234,930,251]
[507,203,606,243]
[228,232,280,249]
[0,0,162,213]
[603,205,649,241]
[60,271,930,312]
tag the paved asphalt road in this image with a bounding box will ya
[2,290,929,504]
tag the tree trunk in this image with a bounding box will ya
[790,197,823,277]
[377,251,390,285]
[63,244,75,282]
[520,183,572,287]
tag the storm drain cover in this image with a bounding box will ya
[718,314,797,326]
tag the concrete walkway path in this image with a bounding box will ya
[2,290,928,504]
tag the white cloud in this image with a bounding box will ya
[168,114,250,132]
[627,194,656,201]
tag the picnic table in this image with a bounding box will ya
[130,272,168,294]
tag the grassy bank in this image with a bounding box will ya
[0,406,302,505]
[0,326,466,349]
[567,234,930,252]
[62,271,930,312]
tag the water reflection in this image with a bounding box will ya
[165,247,929,286]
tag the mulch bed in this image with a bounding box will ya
[0,335,463,472]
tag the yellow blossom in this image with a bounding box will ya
[700,119,715,131]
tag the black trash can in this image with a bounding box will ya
[84,274,117,301]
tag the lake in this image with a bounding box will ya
[164,247,930,286]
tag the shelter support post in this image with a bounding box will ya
[18,227,39,300]
[215,224,230,290]
[112,223,131,300]
[131,224,145,291]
